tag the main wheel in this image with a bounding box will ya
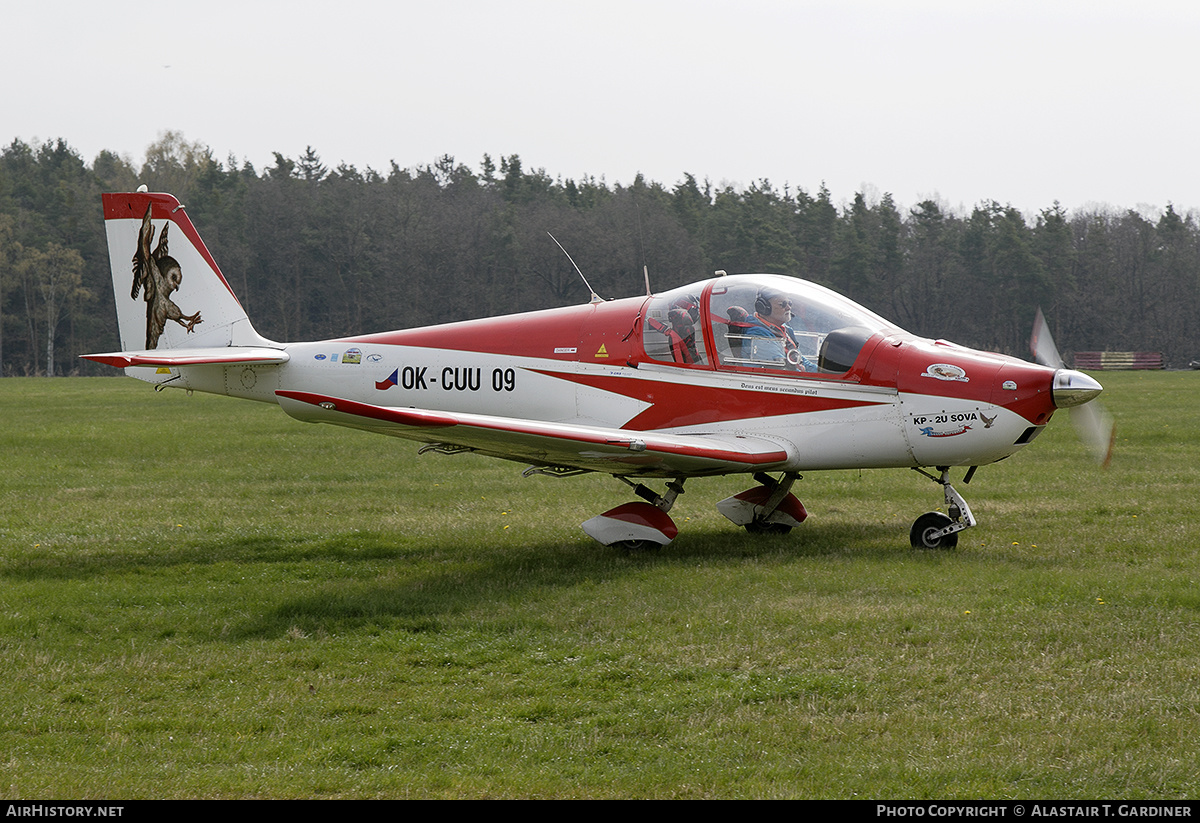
[611,539,662,552]
[910,512,958,550]
[744,519,793,535]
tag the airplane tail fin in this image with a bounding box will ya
[85,191,283,381]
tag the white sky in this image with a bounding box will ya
[6,0,1200,215]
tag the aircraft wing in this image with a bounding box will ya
[81,347,290,368]
[275,390,791,477]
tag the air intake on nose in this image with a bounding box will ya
[1014,426,1044,445]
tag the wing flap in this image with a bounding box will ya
[275,390,791,476]
[82,346,290,368]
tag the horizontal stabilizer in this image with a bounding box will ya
[275,390,791,477]
[81,347,289,368]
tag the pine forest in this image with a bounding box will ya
[2,133,1199,377]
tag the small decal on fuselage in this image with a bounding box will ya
[917,424,972,438]
[911,410,982,437]
[922,363,969,382]
[738,381,819,397]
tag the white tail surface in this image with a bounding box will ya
[101,191,273,354]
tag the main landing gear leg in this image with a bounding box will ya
[716,472,808,535]
[581,477,687,551]
[910,466,977,550]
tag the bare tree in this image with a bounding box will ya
[16,243,87,376]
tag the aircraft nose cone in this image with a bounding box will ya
[1052,369,1104,408]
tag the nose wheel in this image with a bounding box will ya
[910,467,976,550]
[911,511,958,549]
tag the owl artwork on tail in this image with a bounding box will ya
[131,203,202,349]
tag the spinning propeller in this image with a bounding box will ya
[1031,309,1115,467]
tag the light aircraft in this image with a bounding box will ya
[84,190,1112,550]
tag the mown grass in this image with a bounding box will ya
[1,371,1199,798]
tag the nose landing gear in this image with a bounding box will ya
[910,466,976,549]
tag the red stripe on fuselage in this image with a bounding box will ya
[533,370,885,430]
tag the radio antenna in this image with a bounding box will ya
[636,201,652,296]
[547,232,602,303]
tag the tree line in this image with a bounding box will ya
[2,132,1199,377]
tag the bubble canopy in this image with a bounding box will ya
[641,274,900,375]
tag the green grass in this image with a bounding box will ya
[2,371,1199,798]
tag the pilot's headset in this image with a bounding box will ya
[755,288,784,317]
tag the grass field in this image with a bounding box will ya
[2,371,1199,798]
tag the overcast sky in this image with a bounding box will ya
[6,0,1199,215]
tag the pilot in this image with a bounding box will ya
[745,287,814,371]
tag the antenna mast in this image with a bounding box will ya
[547,232,602,303]
[636,201,652,296]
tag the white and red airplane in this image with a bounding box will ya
[84,190,1112,550]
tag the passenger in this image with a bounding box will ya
[667,307,701,364]
[646,293,703,364]
[745,287,815,371]
[672,293,701,325]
